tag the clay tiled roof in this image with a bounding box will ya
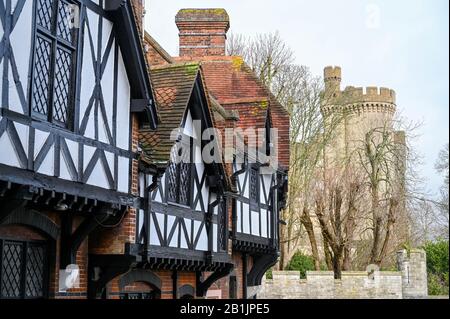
[139,63,200,166]
[174,55,290,169]
[139,61,234,191]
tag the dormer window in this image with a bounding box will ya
[31,0,79,129]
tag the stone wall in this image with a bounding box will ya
[397,249,428,298]
[258,249,428,299]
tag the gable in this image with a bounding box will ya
[139,62,229,191]
[178,55,290,169]
[139,63,199,166]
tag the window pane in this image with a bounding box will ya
[36,0,54,31]
[178,163,191,206]
[53,47,72,123]
[167,141,191,206]
[57,0,75,43]
[32,36,52,116]
[1,242,23,298]
[167,161,178,203]
[25,245,46,298]
[249,167,258,204]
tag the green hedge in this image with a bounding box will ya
[423,240,449,296]
[285,252,321,278]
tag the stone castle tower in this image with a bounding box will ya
[321,66,399,166]
[319,66,408,265]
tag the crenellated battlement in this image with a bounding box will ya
[324,66,342,82]
[321,102,396,116]
[322,66,396,115]
[340,86,396,104]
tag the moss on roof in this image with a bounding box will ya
[140,63,200,167]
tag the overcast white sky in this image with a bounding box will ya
[145,0,449,196]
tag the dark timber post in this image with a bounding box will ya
[242,253,248,299]
[172,270,178,299]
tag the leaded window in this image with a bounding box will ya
[167,139,192,207]
[0,239,48,299]
[218,199,227,251]
[31,0,79,128]
[249,165,259,210]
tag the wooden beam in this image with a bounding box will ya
[196,263,233,297]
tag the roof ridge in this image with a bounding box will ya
[150,62,200,71]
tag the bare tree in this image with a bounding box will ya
[228,32,343,269]
[434,143,449,238]
[404,143,448,246]
[350,116,424,267]
[409,199,438,245]
[227,32,295,90]
[228,31,423,272]
[311,167,364,278]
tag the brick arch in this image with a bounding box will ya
[1,207,59,240]
[118,269,162,292]
[178,284,195,299]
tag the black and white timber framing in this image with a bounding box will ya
[135,74,232,275]
[231,115,288,292]
[1,0,288,299]
[0,0,157,270]
[0,0,156,201]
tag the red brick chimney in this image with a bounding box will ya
[175,9,230,57]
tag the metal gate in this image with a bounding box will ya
[0,238,48,299]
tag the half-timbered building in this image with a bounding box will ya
[0,0,156,299]
[129,62,234,299]
[1,2,289,300]
[84,55,236,299]
[175,8,290,299]
[145,8,290,299]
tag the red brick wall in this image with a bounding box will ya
[107,275,122,299]
[156,270,196,299]
[0,225,47,241]
[210,252,254,299]
[270,102,291,170]
[108,270,197,299]
[89,114,139,255]
[177,271,197,298]
[145,40,172,66]
[209,275,229,299]
[130,0,144,37]
[107,276,160,299]
[175,9,230,58]
[122,281,153,293]
[178,29,228,57]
